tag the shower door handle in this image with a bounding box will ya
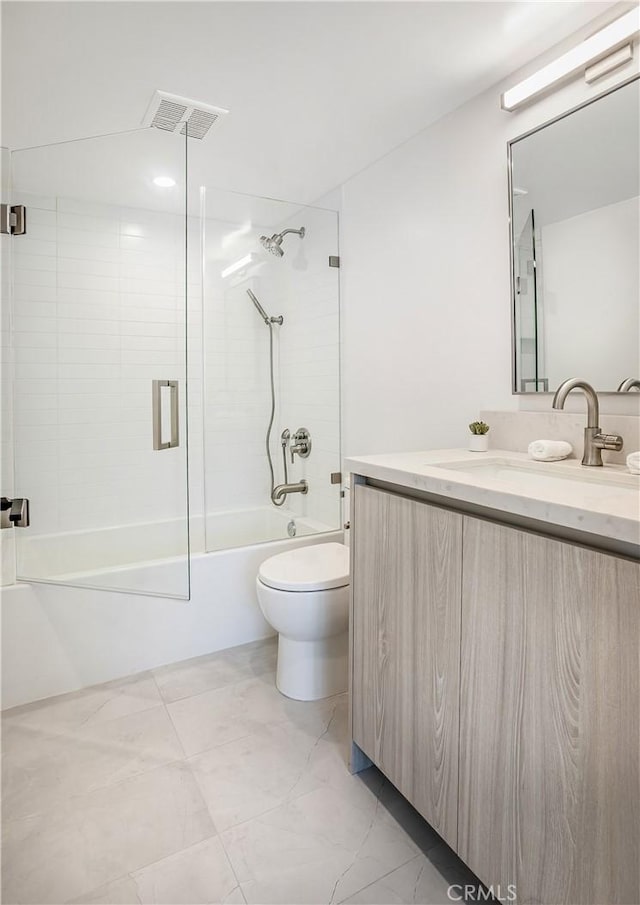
[152,380,179,450]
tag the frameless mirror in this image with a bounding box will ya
[509,77,639,394]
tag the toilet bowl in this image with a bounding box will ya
[256,542,350,701]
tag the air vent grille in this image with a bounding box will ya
[142,91,228,141]
[180,109,219,140]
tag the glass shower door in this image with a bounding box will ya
[10,128,191,598]
[201,186,342,551]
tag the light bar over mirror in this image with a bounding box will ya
[501,8,639,111]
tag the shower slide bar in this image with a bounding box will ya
[152,380,180,450]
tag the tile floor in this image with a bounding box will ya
[2,638,483,905]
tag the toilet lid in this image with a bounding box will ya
[258,542,350,592]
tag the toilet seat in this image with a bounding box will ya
[258,542,349,593]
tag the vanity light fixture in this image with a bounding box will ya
[501,8,639,111]
[221,253,256,279]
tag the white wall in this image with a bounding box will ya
[338,11,640,459]
[542,196,639,390]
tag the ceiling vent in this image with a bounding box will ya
[142,90,229,140]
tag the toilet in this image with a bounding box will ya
[256,542,350,701]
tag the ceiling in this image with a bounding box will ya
[1,1,619,204]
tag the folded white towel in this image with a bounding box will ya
[528,440,573,462]
[626,452,640,474]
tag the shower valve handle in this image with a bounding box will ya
[290,428,312,463]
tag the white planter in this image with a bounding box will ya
[469,434,489,452]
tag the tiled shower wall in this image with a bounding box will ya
[9,192,341,559]
[202,205,341,533]
[10,192,200,540]
[264,206,341,529]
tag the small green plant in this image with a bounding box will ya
[469,421,490,435]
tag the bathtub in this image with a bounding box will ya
[15,507,334,596]
[2,509,342,710]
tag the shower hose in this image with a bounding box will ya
[266,322,286,507]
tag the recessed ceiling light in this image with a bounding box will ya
[153,176,176,188]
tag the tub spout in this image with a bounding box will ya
[271,480,308,505]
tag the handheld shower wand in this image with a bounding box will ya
[246,289,283,326]
[245,289,286,506]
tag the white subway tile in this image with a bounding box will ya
[58,348,120,365]
[13,302,56,320]
[58,228,118,249]
[58,243,120,263]
[14,316,57,334]
[57,318,120,336]
[11,192,56,210]
[14,254,56,273]
[14,347,57,364]
[57,198,121,219]
[15,362,57,380]
[14,284,57,303]
[25,208,57,227]
[58,258,118,277]
[58,332,119,350]
[15,238,56,257]
[57,303,120,322]
[57,212,119,233]
[13,268,56,288]
[13,332,57,350]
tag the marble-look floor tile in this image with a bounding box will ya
[70,837,245,905]
[66,875,141,905]
[152,651,243,705]
[2,637,484,905]
[222,781,419,904]
[365,775,445,858]
[2,706,185,821]
[152,640,277,707]
[2,671,162,733]
[168,676,342,758]
[225,637,277,679]
[340,854,460,904]
[2,762,215,905]
[131,836,244,904]
[189,711,345,831]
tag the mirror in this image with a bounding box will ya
[509,77,639,394]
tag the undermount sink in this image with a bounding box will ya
[432,457,639,498]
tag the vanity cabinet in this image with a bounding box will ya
[351,481,640,905]
[351,484,461,849]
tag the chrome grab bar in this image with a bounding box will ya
[152,380,179,450]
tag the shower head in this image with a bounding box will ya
[260,227,305,258]
[260,237,284,258]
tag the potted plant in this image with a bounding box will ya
[468,420,490,452]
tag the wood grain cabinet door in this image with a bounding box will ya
[351,483,462,849]
[459,516,640,905]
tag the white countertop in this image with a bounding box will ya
[344,448,640,552]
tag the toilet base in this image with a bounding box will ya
[276,632,348,701]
